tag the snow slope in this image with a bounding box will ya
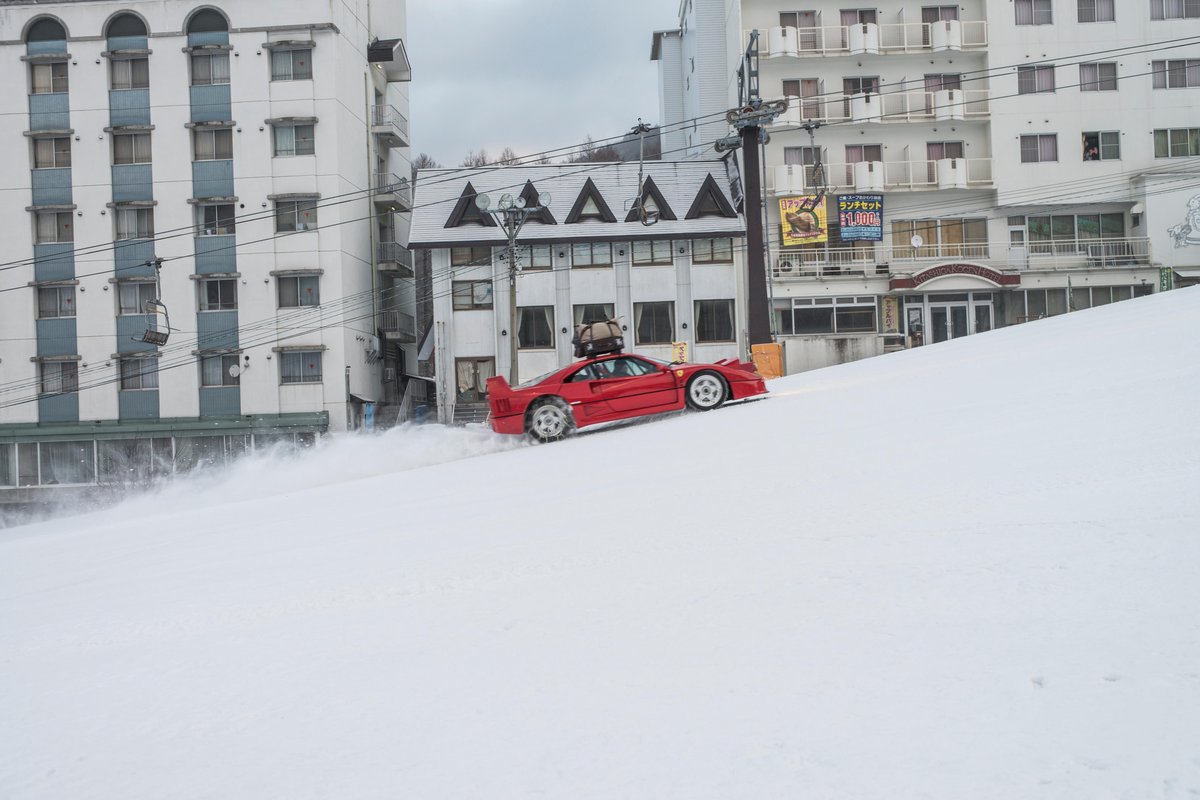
[2,287,1199,799]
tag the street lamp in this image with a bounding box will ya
[474,190,551,385]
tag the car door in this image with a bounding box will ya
[557,362,615,424]
[590,356,681,414]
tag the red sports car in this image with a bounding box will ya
[486,353,768,442]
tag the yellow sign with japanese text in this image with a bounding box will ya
[882,296,900,334]
[779,196,828,247]
[671,341,689,364]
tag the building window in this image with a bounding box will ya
[113,132,151,164]
[632,240,674,266]
[1077,0,1115,21]
[1150,0,1200,18]
[193,128,232,161]
[39,362,78,394]
[450,245,492,267]
[37,285,75,318]
[1083,131,1120,161]
[455,358,494,403]
[120,358,159,390]
[273,124,315,157]
[1152,60,1200,88]
[693,238,734,264]
[1020,134,1058,163]
[1154,128,1200,157]
[280,351,323,384]
[1015,0,1053,24]
[573,303,615,326]
[30,62,68,94]
[1017,65,1055,94]
[452,280,493,310]
[516,244,552,270]
[277,275,320,307]
[197,204,235,236]
[1027,213,1125,254]
[200,354,240,387]
[695,299,735,343]
[517,306,554,349]
[34,211,73,243]
[118,281,157,315]
[270,48,312,81]
[114,207,154,240]
[891,218,989,258]
[32,137,71,168]
[191,52,230,86]
[634,301,674,345]
[111,57,149,90]
[1079,62,1118,91]
[199,278,237,311]
[777,296,877,335]
[275,200,317,232]
[571,242,613,268]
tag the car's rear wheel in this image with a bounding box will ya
[526,397,575,442]
[685,371,727,411]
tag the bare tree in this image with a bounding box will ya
[495,147,521,165]
[568,136,620,163]
[410,152,442,183]
[460,149,491,168]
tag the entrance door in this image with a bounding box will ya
[1007,226,1027,269]
[928,302,969,343]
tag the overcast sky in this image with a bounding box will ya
[407,0,680,167]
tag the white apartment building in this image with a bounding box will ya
[408,163,747,424]
[655,0,1199,373]
[0,0,413,502]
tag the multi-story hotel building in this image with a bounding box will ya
[654,0,1198,373]
[0,0,413,503]
[409,162,747,424]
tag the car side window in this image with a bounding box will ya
[566,364,598,382]
[594,357,656,379]
[623,358,658,376]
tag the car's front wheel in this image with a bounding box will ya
[526,397,575,442]
[685,371,727,411]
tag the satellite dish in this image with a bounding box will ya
[514,195,527,209]
[498,193,514,210]
[537,191,551,207]
[228,364,242,378]
[910,235,924,248]
[474,193,491,211]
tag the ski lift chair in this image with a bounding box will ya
[140,299,171,345]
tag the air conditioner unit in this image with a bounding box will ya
[778,260,795,273]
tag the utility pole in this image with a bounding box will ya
[475,191,551,385]
[723,31,787,348]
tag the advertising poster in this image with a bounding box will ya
[671,341,689,364]
[882,296,900,334]
[779,196,827,247]
[837,194,884,241]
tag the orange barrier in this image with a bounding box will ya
[751,343,784,380]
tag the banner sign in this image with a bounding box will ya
[1160,267,1175,292]
[671,341,688,364]
[837,194,884,241]
[881,296,900,334]
[779,196,827,247]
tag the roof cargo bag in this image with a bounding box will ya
[573,319,624,358]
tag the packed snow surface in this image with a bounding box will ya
[3,288,1199,799]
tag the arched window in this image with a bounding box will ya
[26,18,67,42]
[187,9,229,33]
[106,14,147,38]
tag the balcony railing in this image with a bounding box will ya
[371,104,409,147]
[770,158,993,195]
[377,241,414,272]
[768,237,1152,279]
[771,89,988,127]
[380,310,416,341]
[372,172,412,208]
[753,20,987,58]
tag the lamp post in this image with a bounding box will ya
[474,191,551,385]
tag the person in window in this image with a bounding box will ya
[1084,144,1099,161]
[609,359,635,378]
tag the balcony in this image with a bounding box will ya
[38,392,78,423]
[190,84,232,124]
[31,167,72,206]
[109,88,150,127]
[116,314,157,353]
[373,172,412,210]
[771,89,989,127]
[197,310,239,351]
[380,310,416,342]
[200,387,241,417]
[194,235,237,274]
[769,158,993,195]
[118,390,159,421]
[377,241,414,276]
[113,239,156,278]
[112,164,153,202]
[33,243,74,282]
[768,237,1151,279]
[754,20,987,59]
[371,104,409,148]
[28,93,69,131]
[192,159,234,198]
[36,318,77,357]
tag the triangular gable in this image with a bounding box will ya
[444,181,497,228]
[685,173,738,220]
[519,180,557,225]
[624,176,677,223]
[564,177,617,224]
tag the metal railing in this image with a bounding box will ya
[371,103,409,144]
[377,241,414,269]
[380,309,416,337]
[372,172,412,207]
[753,20,987,58]
[770,158,993,195]
[768,237,1152,278]
[771,89,990,127]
